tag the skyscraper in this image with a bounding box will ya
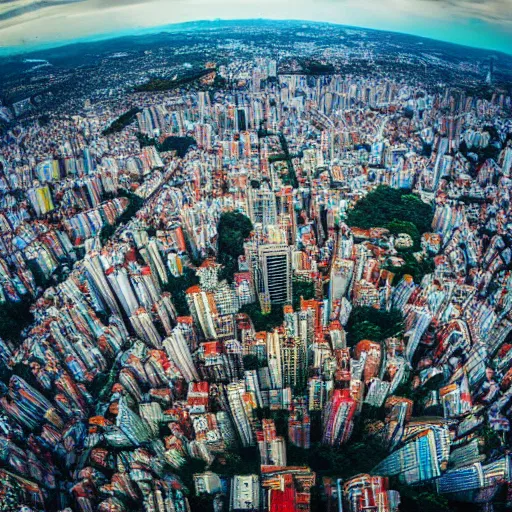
[247,182,277,226]
[258,244,292,305]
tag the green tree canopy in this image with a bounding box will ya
[292,279,315,309]
[386,219,421,249]
[383,253,434,285]
[217,212,253,283]
[346,306,403,346]
[162,268,200,317]
[239,303,284,332]
[347,186,433,235]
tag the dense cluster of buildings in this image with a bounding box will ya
[0,34,511,512]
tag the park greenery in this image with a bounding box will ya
[277,133,299,188]
[99,191,145,244]
[133,69,214,92]
[242,354,263,371]
[239,303,285,332]
[383,252,435,285]
[210,446,260,476]
[137,133,197,158]
[292,279,315,309]
[347,186,433,237]
[0,297,34,344]
[102,107,141,136]
[347,186,435,284]
[216,211,253,283]
[346,306,404,346]
[301,59,336,75]
[260,129,299,188]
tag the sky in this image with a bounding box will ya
[0,0,511,55]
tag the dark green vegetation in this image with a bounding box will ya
[159,136,196,156]
[99,191,145,244]
[137,133,196,158]
[38,114,50,127]
[210,447,260,477]
[216,212,253,283]
[242,354,269,371]
[286,409,451,512]
[301,59,336,75]
[133,69,214,92]
[277,133,299,188]
[242,354,261,371]
[396,485,451,512]
[0,297,34,344]
[292,279,315,309]
[239,303,285,332]
[346,306,403,346]
[102,107,141,136]
[23,260,72,303]
[288,438,388,480]
[347,186,433,237]
[178,457,209,490]
[162,268,200,317]
[347,186,435,284]
[383,253,435,285]
[386,219,421,249]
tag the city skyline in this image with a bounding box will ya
[0,0,512,55]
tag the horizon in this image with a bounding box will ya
[0,0,511,56]
[0,17,511,60]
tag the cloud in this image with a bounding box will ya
[0,0,85,21]
[417,0,512,24]
[0,0,158,22]
[1,0,512,28]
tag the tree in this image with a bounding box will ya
[158,136,196,158]
[346,306,403,346]
[239,303,284,332]
[162,268,200,316]
[386,219,421,250]
[102,107,141,136]
[217,212,253,282]
[348,321,383,346]
[396,485,451,512]
[210,447,260,476]
[99,191,145,244]
[0,297,34,344]
[242,354,261,371]
[383,253,434,285]
[347,186,434,236]
[292,279,315,309]
[178,457,207,490]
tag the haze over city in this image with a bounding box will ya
[0,0,512,53]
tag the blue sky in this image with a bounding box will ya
[0,0,511,54]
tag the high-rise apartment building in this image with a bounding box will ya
[258,244,292,305]
[247,182,277,226]
[186,285,218,339]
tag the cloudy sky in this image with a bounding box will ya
[0,0,511,54]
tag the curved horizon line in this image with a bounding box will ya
[0,17,511,59]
